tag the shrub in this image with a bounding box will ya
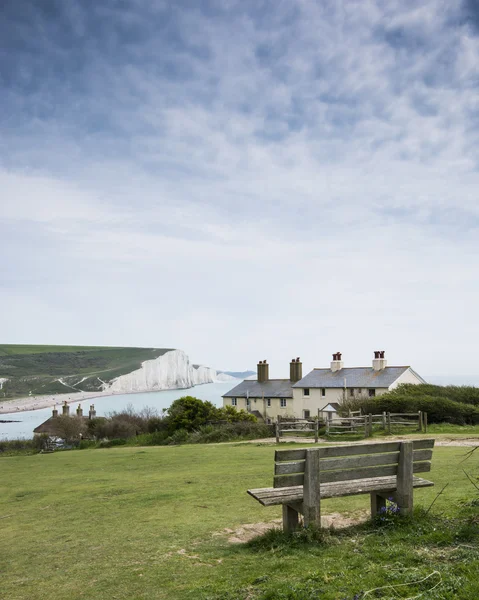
[166,396,219,432]
[165,428,190,445]
[342,388,479,425]
[98,438,127,448]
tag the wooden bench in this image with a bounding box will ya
[248,439,435,531]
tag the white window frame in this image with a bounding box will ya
[280,399,287,408]
[321,388,326,397]
[303,388,310,397]
[231,398,237,406]
[266,398,271,407]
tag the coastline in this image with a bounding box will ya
[0,380,226,415]
[0,390,111,415]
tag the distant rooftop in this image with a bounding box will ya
[222,379,293,398]
[293,366,424,389]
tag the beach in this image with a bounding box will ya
[0,390,111,415]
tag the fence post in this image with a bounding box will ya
[314,419,319,443]
[387,412,391,434]
[382,411,386,429]
[368,413,373,437]
[418,410,423,432]
[326,418,330,435]
[364,415,367,437]
[424,412,428,433]
[275,422,280,444]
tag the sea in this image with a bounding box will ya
[0,381,235,440]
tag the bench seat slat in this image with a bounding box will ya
[248,475,434,506]
[274,449,433,476]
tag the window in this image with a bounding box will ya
[321,388,326,397]
[303,388,310,397]
[231,398,237,406]
[303,410,310,418]
[357,388,362,394]
[349,388,354,397]
[280,399,287,408]
[246,398,251,406]
[266,398,271,407]
[368,389,376,397]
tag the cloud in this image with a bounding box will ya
[1,0,479,376]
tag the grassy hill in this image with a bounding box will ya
[1,443,477,599]
[0,345,173,398]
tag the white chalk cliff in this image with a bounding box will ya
[105,349,234,394]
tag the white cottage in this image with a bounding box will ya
[223,351,425,420]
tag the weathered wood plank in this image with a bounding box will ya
[275,449,307,462]
[275,461,305,475]
[319,449,432,472]
[248,476,434,506]
[318,460,431,484]
[318,442,401,457]
[321,452,400,471]
[397,441,414,516]
[274,473,304,488]
[303,448,321,527]
[320,464,398,483]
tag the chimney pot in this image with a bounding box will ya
[372,350,387,371]
[331,352,344,372]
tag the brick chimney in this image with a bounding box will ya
[52,406,58,418]
[257,360,269,383]
[62,401,70,416]
[88,404,96,419]
[330,352,344,372]
[76,404,83,417]
[290,357,303,382]
[372,350,387,371]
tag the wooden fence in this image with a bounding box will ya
[275,417,320,443]
[324,410,428,438]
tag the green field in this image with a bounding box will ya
[1,441,478,599]
[0,344,172,398]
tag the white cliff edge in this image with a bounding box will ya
[105,349,233,394]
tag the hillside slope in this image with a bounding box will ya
[0,345,217,398]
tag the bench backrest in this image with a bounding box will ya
[274,439,435,488]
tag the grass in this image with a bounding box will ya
[1,441,478,599]
[0,345,172,398]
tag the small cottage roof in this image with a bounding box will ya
[222,379,293,399]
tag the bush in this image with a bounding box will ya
[188,422,274,444]
[165,428,190,445]
[166,396,218,432]
[98,438,128,448]
[0,438,36,454]
[343,390,479,425]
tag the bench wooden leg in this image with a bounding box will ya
[397,441,414,516]
[282,504,299,533]
[370,492,386,518]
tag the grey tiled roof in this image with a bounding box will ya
[292,367,424,389]
[222,379,293,398]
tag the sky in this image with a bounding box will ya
[1,0,479,379]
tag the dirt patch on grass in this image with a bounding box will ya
[220,510,370,543]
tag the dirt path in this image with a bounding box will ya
[236,435,479,447]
